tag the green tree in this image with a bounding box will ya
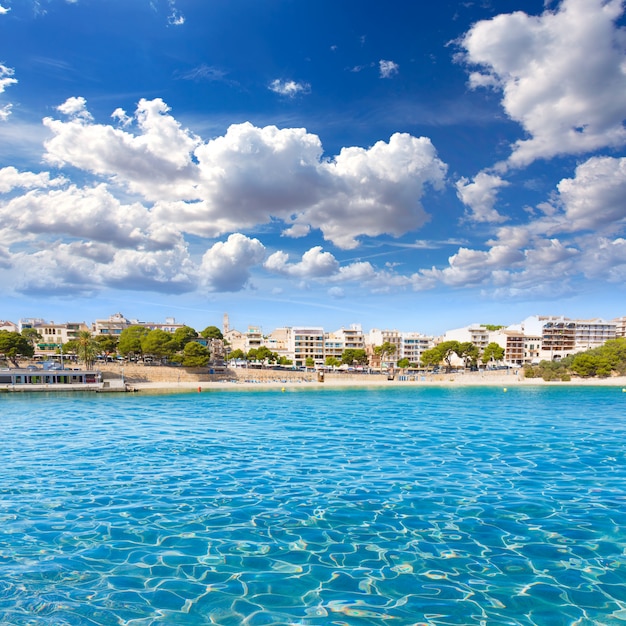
[305,357,315,368]
[118,326,149,358]
[0,331,35,366]
[570,353,599,378]
[21,328,43,348]
[200,325,224,340]
[437,340,461,371]
[94,334,119,358]
[570,352,612,378]
[528,359,569,381]
[420,346,443,369]
[482,342,505,365]
[397,357,411,369]
[456,341,480,368]
[60,339,78,363]
[141,329,178,361]
[254,346,277,364]
[374,342,397,368]
[596,357,614,378]
[75,330,99,369]
[564,338,626,379]
[226,348,245,361]
[173,326,198,349]
[181,342,210,367]
[341,348,369,366]
[598,338,626,374]
[419,340,462,371]
[325,356,341,367]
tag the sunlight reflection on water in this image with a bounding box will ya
[1,386,625,624]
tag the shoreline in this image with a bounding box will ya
[129,371,626,392]
[5,366,626,394]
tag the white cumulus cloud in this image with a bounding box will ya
[0,166,66,193]
[413,151,626,297]
[56,96,93,121]
[555,156,626,232]
[306,133,447,249]
[44,97,200,201]
[42,100,448,248]
[265,246,340,278]
[461,0,626,167]
[269,79,311,97]
[200,233,266,292]
[0,182,179,250]
[2,98,451,299]
[456,172,509,223]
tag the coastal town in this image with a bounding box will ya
[1,311,625,371]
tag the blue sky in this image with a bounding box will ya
[1,0,625,335]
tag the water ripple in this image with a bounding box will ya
[0,386,625,624]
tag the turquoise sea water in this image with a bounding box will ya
[1,386,625,625]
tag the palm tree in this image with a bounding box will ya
[75,330,99,369]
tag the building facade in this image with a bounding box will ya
[614,316,626,338]
[19,318,88,355]
[290,327,325,367]
[400,333,434,365]
[444,324,492,350]
[324,325,366,362]
[574,319,616,351]
[92,312,131,337]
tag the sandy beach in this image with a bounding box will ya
[129,370,626,392]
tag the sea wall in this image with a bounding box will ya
[95,363,395,385]
[96,363,317,384]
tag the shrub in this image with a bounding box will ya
[523,365,536,378]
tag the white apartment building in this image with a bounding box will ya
[324,335,344,361]
[93,313,187,337]
[325,324,365,361]
[244,326,263,351]
[400,333,434,364]
[496,330,541,366]
[291,327,325,367]
[523,336,542,364]
[139,317,186,334]
[509,315,616,361]
[92,312,131,337]
[18,318,47,331]
[444,324,492,350]
[574,319,616,351]
[614,316,626,338]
